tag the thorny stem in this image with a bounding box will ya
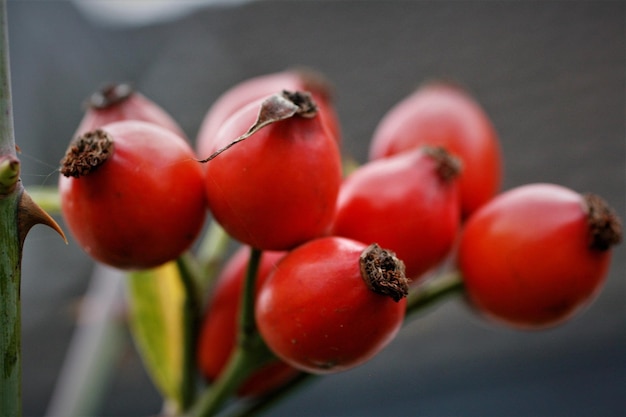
[0,1,21,414]
[0,5,64,415]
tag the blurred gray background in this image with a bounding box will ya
[7,1,625,416]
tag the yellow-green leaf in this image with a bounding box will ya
[126,262,185,409]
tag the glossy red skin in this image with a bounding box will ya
[255,237,407,374]
[59,121,207,270]
[369,82,502,218]
[332,147,461,281]
[196,247,299,397]
[204,98,342,251]
[76,91,186,139]
[196,70,341,160]
[458,183,612,329]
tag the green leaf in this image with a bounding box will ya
[127,262,185,410]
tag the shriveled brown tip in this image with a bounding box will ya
[86,83,134,109]
[60,130,114,178]
[359,243,409,302]
[280,90,318,118]
[199,90,319,163]
[584,193,622,251]
[422,145,463,183]
[291,66,336,102]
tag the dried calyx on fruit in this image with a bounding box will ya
[359,243,409,302]
[201,88,342,250]
[195,67,342,160]
[58,120,207,270]
[87,83,134,109]
[75,83,186,138]
[199,90,318,163]
[583,193,622,251]
[423,145,463,183]
[59,130,113,178]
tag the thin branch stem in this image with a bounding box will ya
[196,220,231,294]
[0,0,14,157]
[176,254,204,411]
[224,372,316,417]
[187,247,275,417]
[238,247,261,342]
[406,270,465,318]
[24,186,61,214]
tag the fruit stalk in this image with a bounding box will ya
[188,247,276,417]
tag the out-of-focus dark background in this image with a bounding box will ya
[8,1,625,416]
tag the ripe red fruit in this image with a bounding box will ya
[59,120,207,270]
[332,146,461,280]
[75,83,186,138]
[255,237,409,374]
[457,183,622,329]
[203,91,342,250]
[196,69,341,159]
[369,81,502,218]
[196,247,299,397]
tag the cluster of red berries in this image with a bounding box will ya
[58,69,622,397]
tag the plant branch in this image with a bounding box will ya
[224,372,316,417]
[24,186,61,214]
[0,1,21,414]
[406,270,465,318]
[187,247,275,417]
[196,220,231,295]
[0,0,14,158]
[176,254,204,411]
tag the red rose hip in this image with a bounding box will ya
[59,120,207,270]
[332,146,462,281]
[369,81,502,218]
[255,237,409,374]
[457,183,622,329]
[203,91,342,251]
[196,68,341,159]
[75,83,186,138]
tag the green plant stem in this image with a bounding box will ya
[0,0,13,158]
[176,254,204,411]
[0,189,20,416]
[238,247,261,341]
[0,0,21,415]
[224,372,316,417]
[406,270,465,318]
[24,185,61,214]
[187,247,275,417]
[196,220,231,293]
